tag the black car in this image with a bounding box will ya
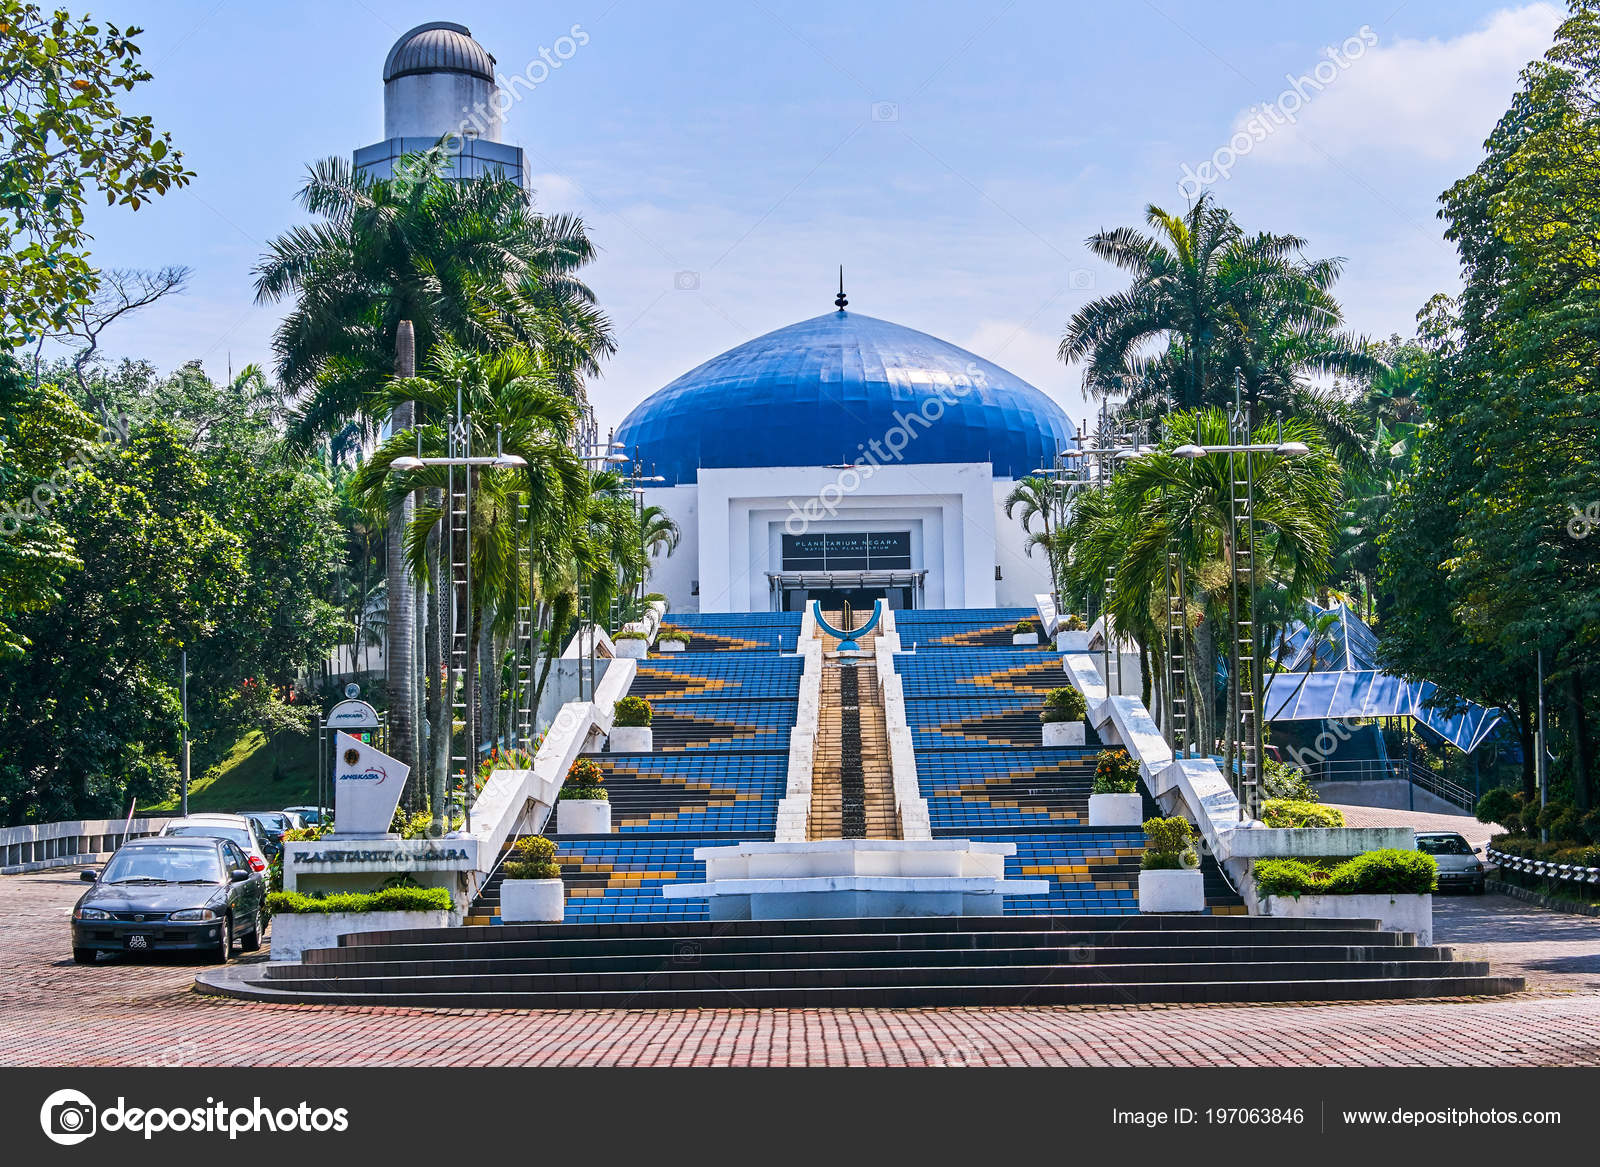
[71,836,268,964]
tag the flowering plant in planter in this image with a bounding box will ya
[657,625,689,646]
[1014,619,1039,636]
[1040,687,1087,724]
[560,757,608,801]
[1093,748,1140,791]
[1062,613,1086,631]
[613,629,648,641]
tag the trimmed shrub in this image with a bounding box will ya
[642,593,667,604]
[1583,809,1600,845]
[1040,687,1087,723]
[503,834,562,881]
[1253,849,1436,899]
[1550,807,1584,844]
[656,624,689,645]
[1252,858,1331,898]
[1014,619,1038,636]
[1142,815,1199,870]
[1260,799,1345,829]
[1093,749,1141,793]
[266,886,453,916]
[1474,786,1519,828]
[1260,758,1318,803]
[1063,614,1087,632]
[613,628,648,641]
[1324,849,1436,895]
[1519,803,1544,835]
[613,696,653,727]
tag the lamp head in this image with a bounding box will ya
[389,455,425,472]
[1172,443,1207,459]
[1274,441,1311,457]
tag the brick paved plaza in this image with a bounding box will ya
[2,869,1597,1067]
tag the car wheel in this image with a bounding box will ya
[1473,879,1486,895]
[238,906,263,952]
[72,948,97,965]
[214,913,232,963]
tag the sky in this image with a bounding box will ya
[58,0,1564,435]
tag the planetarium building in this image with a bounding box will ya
[617,301,1078,613]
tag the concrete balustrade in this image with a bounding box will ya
[0,817,173,874]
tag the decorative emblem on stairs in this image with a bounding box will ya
[812,599,884,651]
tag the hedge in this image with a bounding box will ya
[267,887,454,916]
[613,695,653,727]
[1260,799,1345,829]
[1253,849,1436,899]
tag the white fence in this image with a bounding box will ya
[1489,847,1600,888]
[0,816,173,874]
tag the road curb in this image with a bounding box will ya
[1487,879,1600,918]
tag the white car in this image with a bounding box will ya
[159,814,270,875]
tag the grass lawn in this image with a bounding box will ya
[144,729,320,814]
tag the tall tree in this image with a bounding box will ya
[0,3,192,350]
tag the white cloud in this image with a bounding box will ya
[959,319,1090,415]
[1241,4,1562,166]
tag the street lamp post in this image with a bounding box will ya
[1164,377,1310,820]
[389,407,526,834]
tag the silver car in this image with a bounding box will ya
[1416,831,1487,894]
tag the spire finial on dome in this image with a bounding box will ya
[834,266,847,311]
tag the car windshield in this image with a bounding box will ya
[1416,835,1473,856]
[101,845,224,884]
[249,814,288,833]
[167,824,254,851]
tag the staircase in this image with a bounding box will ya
[809,612,899,840]
[205,914,1525,1008]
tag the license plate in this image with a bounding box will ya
[125,934,148,950]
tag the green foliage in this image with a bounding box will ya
[1475,787,1519,827]
[1260,800,1345,829]
[1261,758,1319,802]
[613,628,648,641]
[613,696,652,727]
[503,833,561,880]
[656,625,688,644]
[1142,815,1200,868]
[1253,849,1437,899]
[1093,749,1141,793]
[1062,614,1086,632]
[0,3,193,348]
[560,757,607,801]
[1014,619,1038,635]
[1040,686,1087,723]
[266,886,453,915]
[1492,833,1600,866]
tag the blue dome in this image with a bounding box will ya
[615,311,1077,486]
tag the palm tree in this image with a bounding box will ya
[1061,195,1376,438]
[1005,476,1063,598]
[254,147,614,784]
[1054,409,1341,785]
[351,343,586,828]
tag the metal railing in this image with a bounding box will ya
[1301,758,1476,813]
[0,816,173,874]
[1488,848,1600,888]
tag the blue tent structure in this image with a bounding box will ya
[1263,603,1503,754]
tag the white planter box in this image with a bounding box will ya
[608,726,653,753]
[658,640,687,653]
[269,909,451,962]
[557,798,612,835]
[1138,868,1205,913]
[1056,631,1093,652]
[613,639,649,659]
[1042,720,1085,747]
[1261,893,1433,945]
[1011,632,1039,645]
[500,878,566,923]
[1089,791,1143,827]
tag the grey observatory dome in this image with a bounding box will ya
[382,22,497,83]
